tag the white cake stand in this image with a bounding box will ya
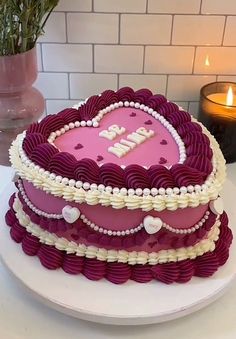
[0,180,236,326]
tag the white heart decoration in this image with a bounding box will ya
[62,205,81,224]
[143,216,163,235]
[209,197,224,215]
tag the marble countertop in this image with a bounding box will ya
[0,163,236,339]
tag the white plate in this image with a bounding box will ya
[0,181,235,326]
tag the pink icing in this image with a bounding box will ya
[54,107,180,167]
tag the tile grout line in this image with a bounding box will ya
[165,75,169,97]
[117,74,120,90]
[92,44,95,72]
[142,46,146,73]
[37,70,221,76]
[145,0,148,13]
[67,73,71,99]
[118,14,121,44]
[39,41,236,47]
[199,0,203,14]
[221,16,227,46]
[53,10,230,16]
[191,46,197,74]
[65,12,68,43]
[170,14,174,45]
[39,43,44,72]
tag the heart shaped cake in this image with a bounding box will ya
[6,87,232,284]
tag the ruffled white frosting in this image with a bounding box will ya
[13,195,220,265]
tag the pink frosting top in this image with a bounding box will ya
[54,107,179,167]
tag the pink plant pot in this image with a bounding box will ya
[0,47,45,165]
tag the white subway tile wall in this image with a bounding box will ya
[35,0,236,115]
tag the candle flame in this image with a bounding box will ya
[226,86,233,106]
[205,55,210,67]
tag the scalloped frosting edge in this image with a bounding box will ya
[12,195,221,265]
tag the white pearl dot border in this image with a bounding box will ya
[18,180,63,220]
[17,179,211,236]
[162,211,210,234]
[80,214,143,236]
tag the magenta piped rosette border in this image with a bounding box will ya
[22,87,213,190]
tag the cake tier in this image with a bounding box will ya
[9,89,226,214]
[10,88,225,205]
[5,197,232,284]
[9,190,223,264]
[17,181,219,254]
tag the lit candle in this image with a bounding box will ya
[207,86,235,108]
[199,82,236,163]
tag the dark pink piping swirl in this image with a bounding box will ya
[177,122,202,138]
[78,102,98,121]
[22,233,41,256]
[184,131,210,147]
[125,164,150,189]
[40,114,66,133]
[134,88,153,103]
[146,94,167,109]
[106,262,132,284]
[38,244,64,270]
[148,165,175,188]
[185,155,213,176]
[26,122,50,136]
[48,152,77,179]
[7,208,232,284]
[117,87,135,101]
[168,110,191,127]
[99,163,125,188]
[63,255,84,275]
[170,164,205,186]
[158,102,179,118]
[100,90,118,105]
[57,108,81,124]
[85,95,106,112]
[186,143,213,160]
[83,258,106,281]
[74,158,100,184]
[30,143,59,169]
[23,133,48,156]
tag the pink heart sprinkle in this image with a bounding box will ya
[74,143,83,150]
[130,112,136,117]
[97,155,104,162]
[71,234,79,241]
[148,241,157,248]
[160,139,168,145]
[159,157,167,164]
[144,120,152,125]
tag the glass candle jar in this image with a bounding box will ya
[198,81,236,163]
